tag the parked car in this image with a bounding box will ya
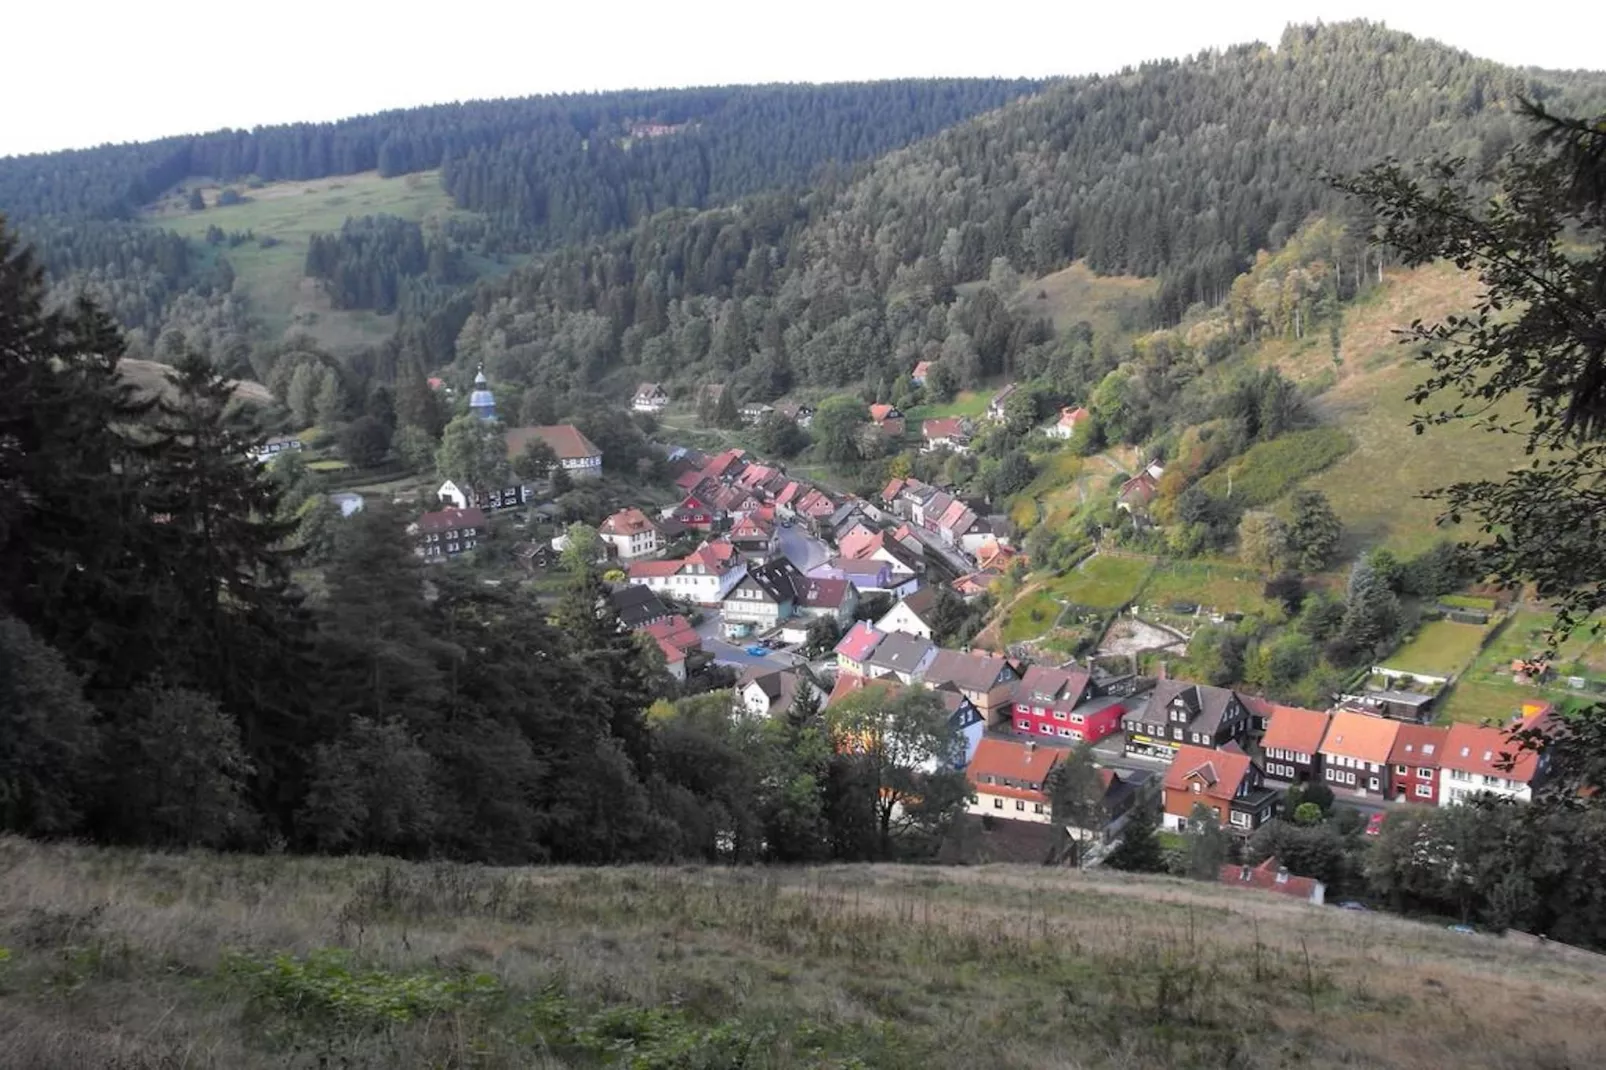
[744,644,768,657]
[1336,901,1370,912]
[1365,812,1386,837]
[1447,924,1476,935]
[780,517,794,527]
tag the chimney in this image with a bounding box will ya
[1026,740,1036,753]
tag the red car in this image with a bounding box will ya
[1365,812,1387,837]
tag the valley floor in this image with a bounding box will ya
[1,837,1601,1069]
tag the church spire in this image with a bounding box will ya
[469,365,497,422]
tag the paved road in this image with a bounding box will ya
[694,610,806,671]
[777,524,831,571]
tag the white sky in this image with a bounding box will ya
[5,0,1603,158]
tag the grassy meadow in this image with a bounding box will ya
[1381,619,1492,679]
[2,837,1603,1070]
[1013,259,1159,342]
[140,171,510,348]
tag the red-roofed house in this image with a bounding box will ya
[1318,711,1401,799]
[701,448,748,484]
[599,507,661,560]
[643,615,702,682]
[413,506,487,561]
[627,539,747,605]
[868,403,905,438]
[1440,706,1552,806]
[728,512,778,560]
[1118,470,1160,511]
[834,621,885,677]
[1258,705,1332,783]
[922,418,972,453]
[504,424,602,479]
[1163,744,1278,833]
[1388,723,1450,804]
[911,360,933,386]
[674,468,710,493]
[1049,406,1091,440]
[668,492,718,532]
[966,737,1062,824]
[1220,857,1326,905]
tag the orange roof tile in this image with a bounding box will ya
[967,737,1063,802]
[1319,711,1401,765]
[1259,705,1331,756]
[1442,720,1546,782]
[1164,744,1253,804]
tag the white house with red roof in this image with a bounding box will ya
[642,615,701,681]
[1220,857,1326,905]
[627,539,747,605]
[966,737,1061,825]
[504,424,603,480]
[834,621,885,677]
[1048,406,1091,440]
[921,417,972,453]
[1439,705,1552,805]
[599,507,661,560]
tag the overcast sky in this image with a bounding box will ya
[6,0,1603,158]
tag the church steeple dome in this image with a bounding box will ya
[469,366,497,421]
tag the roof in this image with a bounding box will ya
[1017,664,1093,708]
[879,585,938,628]
[1220,857,1322,901]
[990,383,1019,408]
[1057,406,1090,428]
[729,513,775,540]
[821,557,891,580]
[880,478,906,503]
[643,615,700,658]
[740,667,809,711]
[798,577,854,609]
[674,469,709,492]
[505,424,601,462]
[702,448,747,481]
[686,539,740,572]
[634,382,665,399]
[1320,711,1402,765]
[1165,744,1254,804]
[923,417,969,440]
[1119,471,1159,503]
[967,737,1062,801]
[1137,679,1242,735]
[937,499,977,534]
[610,585,673,627]
[775,481,804,508]
[826,673,877,707]
[735,558,807,604]
[838,529,881,560]
[1259,705,1332,757]
[600,507,658,537]
[866,633,935,674]
[868,403,901,423]
[1442,719,1546,782]
[912,360,933,377]
[628,560,682,579]
[925,649,1014,693]
[834,621,885,662]
[417,506,487,533]
[1389,723,1451,767]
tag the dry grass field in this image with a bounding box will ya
[2,837,1602,1069]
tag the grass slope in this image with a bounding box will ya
[1013,259,1158,342]
[140,172,506,349]
[3,837,1604,1069]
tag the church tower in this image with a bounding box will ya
[469,367,497,422]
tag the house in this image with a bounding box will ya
[1048,406,1090,440]
[736,667,818,718]
[1388,723,1450,804]
[1117,470,1161,512]
[913,489,953,530]
[868,403,905,438]
[1009,665,1125,745]
[643,615,701,682]
[911,360,933,386]
[922,418,972,453]
[796,577,859,629]
[834,621,885,677]
[437,474,532,512]
[632,382,669,413]
[863,632,938,686]
[973,537,1019,573]
[810,557,921,599]
[739,402,774,425]
[627,539,747,606]
[1220,857,1326,905]
[793,488,838,530]
[413,506,487,561]
[1258,705,1332,783]
[876,586,941,640]
[599,507,661,561]
[839,530,924,581]
[701,448,748,484]
[253,435,303,463]
[987,383,1019,422]
[952,572,999,600]
[924,649,1021,723]
[505,424,603,480]
[728,512,779,560]
[721,557,807,638]
[610,585,675,629]
[966,737,1061,825]
[934,499,979,546]
[1121,679,1250,760]
[329,491,364,518]
[667,492,718,532]
[1439,706,1552,805]
[938,690,987,769]
[774,401,815,428]
[1318,711,1401,799]
[1162,744,1278,834]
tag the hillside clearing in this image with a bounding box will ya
[1381,620,1492,679]
[2,837,1603,1070]
[1014,259,1158,342]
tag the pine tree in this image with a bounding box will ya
[1103,795,1166,873]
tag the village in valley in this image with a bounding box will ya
[261,360,1568,904]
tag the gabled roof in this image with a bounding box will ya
[739,667,810,711]
[775,481,804,508]
[686,539,740,572]
[967,737,1061,801]
[505,424,600,462]
[826,672,879,707]
[1442,715,1548,782]
[912,360,933,378]
[925,649,1015,693]
[937,499,977,535]
[600,507,658,537]
[675,469,711,492]
[417,506,487,533]
[1389,723,1451,768]
[729,512,775,540]
[1136,679,1241,735]
[868,403,902,423]
[1320,711,1401,765]
[1165,744,1253,804]
[1120,471,1160,503]
[923,417,969,441]
[702,448,747,482]
[880,477,906,503]
[834,621,885,662]
[634,382,666,399]
[821,557,892,580]
[795,489,836,516]
[879,585,939,628]
[866,633,935,675]
[628,560,682,579]
[1017,664,1092,708]
[1057,406,1090,428]
[734,558,807,604]
[1220,857,1322,901]
[990,383,1019,408]
[611,585,673,627]
[643,615,700,657]
[798,577,855,609]
[1259,705,1332,757]
[838,529,882,560]
[924,491,955,517]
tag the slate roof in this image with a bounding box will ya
[735,558,808,604]
[1134,679,1242,735]
[925,649,1014,693]
[865,633,935,675]
[610,585,674,627]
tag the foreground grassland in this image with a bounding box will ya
[4,839,1602,1070]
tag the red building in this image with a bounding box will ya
[1008,665,1127,745]
[669,492,717,531]
[1387,723,1450,805]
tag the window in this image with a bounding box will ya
[1015,800,1025,811]
[1058,727,1075,738]
[1071,714,1084,725]
[1033,803,1044,815]
[1415,784,1433,798]
[1418,767,1432,778]
[1368,777,1379,791]
[1396,765,1408,776]
[993,798,1003,809]
[1482,774,1500,787]
[1053,710,1067,721]
[1016,720,1030,732]
[1191,782,1202,794]
[1039,724,1054,735]
[1230,811,1249,827]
